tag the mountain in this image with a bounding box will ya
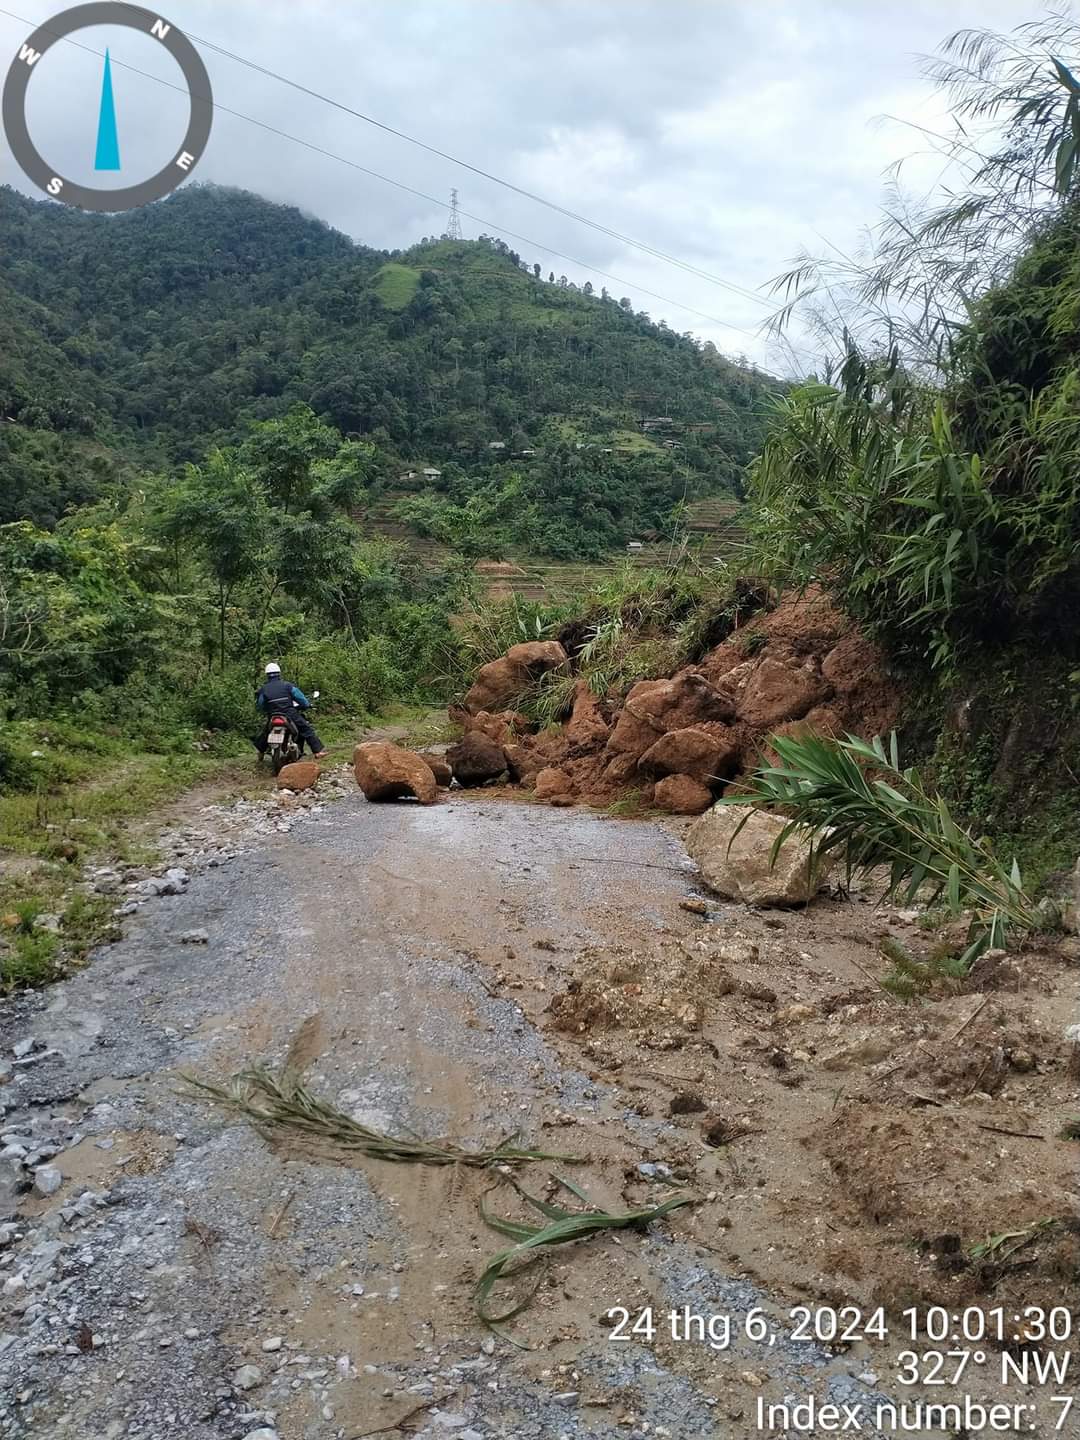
[0,184,779,551]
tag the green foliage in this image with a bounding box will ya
[0,517,179,702]
[0,185,776,541]
[396,438,708,560]
[726,731,1041,961]
[747,326,1080,664]
[878,935,968,999]
[2,928,61,991]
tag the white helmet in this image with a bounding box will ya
[264,662,281,675]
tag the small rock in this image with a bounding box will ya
[679,898,708,916]
[177,929,209,945]
[240,1431,279,1440]
[233,1364,263,1391]
[553,1392,579,1407]
[12,1039,37,1060]
[33,1165,62,1197]
[261,1335,283,1352]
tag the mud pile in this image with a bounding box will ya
[455,588,902,812]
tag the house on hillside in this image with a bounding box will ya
[421,466,442,479]
[487,441,507,452]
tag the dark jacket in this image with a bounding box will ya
[256,676,310,714]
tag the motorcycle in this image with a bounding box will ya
[264,690,319,776]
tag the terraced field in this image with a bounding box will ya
[360,490,744,603]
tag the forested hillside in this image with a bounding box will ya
[0,183,777,550]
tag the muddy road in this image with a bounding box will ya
[1,784,1077,1439]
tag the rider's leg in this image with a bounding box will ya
[294,715,326,756]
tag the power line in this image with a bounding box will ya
[170,23,778,313]
[0,8,812,371]
[0,7,804,363]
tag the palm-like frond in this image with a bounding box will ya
[725,731,1040,962]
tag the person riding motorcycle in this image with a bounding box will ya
[254,662,327,758]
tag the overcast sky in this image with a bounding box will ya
[0,0,1040,372]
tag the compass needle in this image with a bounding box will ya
[93,47,120,171]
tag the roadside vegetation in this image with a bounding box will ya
[736,14,1080,891]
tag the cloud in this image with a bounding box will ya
[0,0,1037,370]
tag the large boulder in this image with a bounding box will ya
[463,641,567,713]
[685,804,832,906]
[276,760,320,792]
[353,742,437,805]
[654,774,713,815]
[736,658,831,730]
[606,673,737,760]
[534,767,572,801]
[446,732,507,787]
[638,726,739,785]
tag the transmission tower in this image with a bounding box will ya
[446,188,462,240]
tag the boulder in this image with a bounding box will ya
[606,673,737,759]
[463,641,568,713]
[446,732,507,787]
[467,710,530,744]
[505,640,568,673]
[653,774,713,815]
[464,659,523,715]
[564,681,609,744]
[685,804,832,906]
[602,751,641,785]
[276,760,320,793]
[504,743,542,784]
[418,753,453,787]
[534,767,572,801]
[638,726,739,785]
[353,742,437,805]
[736,658,831,729]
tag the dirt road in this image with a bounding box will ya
[2,781,1079,1439]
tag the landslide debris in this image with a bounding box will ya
[451,587,901,812]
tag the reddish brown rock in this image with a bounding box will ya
[468,709,530,744]
[638,726,739,785]
[463,641,568,713]
[418,753,453,787]
[276,760,320,792]
[353,742,436,804]
[653,774,713,815]
[606,672,737,760]
[446,732,507,787]
[602,751,641,785]
[736,658,831,729]
[564,681,609,744]
[759,707,845,769]
[505,640,568,672]
[504,743,542,784]
[534,767,573,800]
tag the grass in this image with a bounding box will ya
[184,1064,583,1168]
[0,751,229,859]
[0,887,120,992]
[371,263,421,311]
